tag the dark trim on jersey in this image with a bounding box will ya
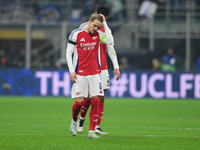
[69,40,76,45]
[108,42,114,45]
[75,58,79,73]
[98,53,101,71]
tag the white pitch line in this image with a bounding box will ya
[115,135,200,138]
[0,123,47,126]
[139,126,200,131]
[0,122,65,127]
[0,115,59,119]
[0,123,199,131]
[0,133,87,136]
[0,133,199,138]
[103,125,200,131]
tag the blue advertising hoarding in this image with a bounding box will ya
[0,69,199,99]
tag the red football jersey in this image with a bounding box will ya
[79,22,108,70]
[69,28,103,75]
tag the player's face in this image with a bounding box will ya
[89,19,102,34]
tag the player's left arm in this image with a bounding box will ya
[107,44,120,81]
[102,22,114,45]
[98,14,120,80]
[98,30,120,81]
[99,14,114,45]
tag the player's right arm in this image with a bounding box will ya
[66,30,78,83]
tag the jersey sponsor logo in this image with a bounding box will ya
[76,92,81,96]
[80,42,97,51]
[80,38,85,41]
[92,36,98,40]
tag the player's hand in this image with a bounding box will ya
[114,69,120,81]
[99,14,106,22]
[70,72,77,83]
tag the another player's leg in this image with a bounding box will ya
[70,97,84,136]
[88,96,100,139]
[77,97,90,132]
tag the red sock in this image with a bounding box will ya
[89,97,99,130]
[80,98,90,118]
[97,99,104,126]
[72,101,84,121]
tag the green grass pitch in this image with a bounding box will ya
[0,97,200,150]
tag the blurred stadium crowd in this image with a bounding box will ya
[0,0,200,71]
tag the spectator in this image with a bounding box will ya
[107,0,124,21]
[69,8,82,23]
[2,82,11,95]
[152,58,161,71]
[119,57,131,71]
[38,5,62,23]
[0,49,7,68]
[138,0,158,20]
[161,47,178,72]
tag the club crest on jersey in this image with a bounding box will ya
[92,36,98,40]
[80,38,85,42]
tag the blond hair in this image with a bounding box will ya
[89,14,103,23]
